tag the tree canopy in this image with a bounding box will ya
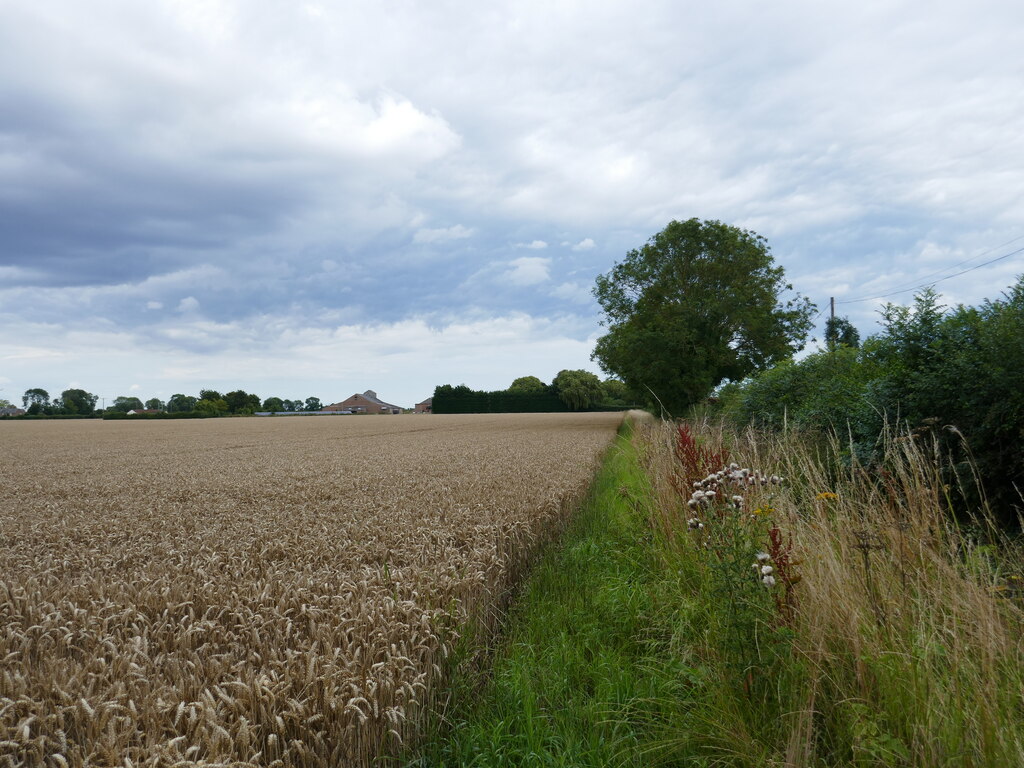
[166,394,197,413]
[592,218,814,414]
[262,396,285,412]
[553,369,604,410]
[111,396,145,413]
[824,316,860,349]
[60,389,98,415]
[224,390,261,414]
[22,388,49,409]
[508,376,547,394]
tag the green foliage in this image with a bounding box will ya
[508,375,547,394]
[22,388,49,409]
[303,396,323,412]
[111,396,145,413]
[600,378,631,405]
[432,384,568,414]
[166,394,197,413]
[724,277,1024,525]
[194,398,228,416]
[825,315,861,349]
[60,388,97,415]
[262,396,285,412]
[552,369,604,410]
[144,398,164,411]
[592,218,815,414]
[224,390,260,414]
[199,389,223,402]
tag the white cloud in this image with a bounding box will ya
[2,0,1024,405]
[413,224,474,244]
[0,310,603,407]
[504,257,551,286]
[550,281,594,305]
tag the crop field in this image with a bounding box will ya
[0,412,622,767]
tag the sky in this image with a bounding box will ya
[2,0,1023,409]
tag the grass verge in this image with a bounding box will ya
[410,416,1024,767]
[408,416,680,766]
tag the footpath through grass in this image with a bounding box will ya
[410,418,685,767]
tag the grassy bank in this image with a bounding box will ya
[409,415,674,766]
[414,415,1024,766]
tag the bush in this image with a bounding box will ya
[720,277,1024,526]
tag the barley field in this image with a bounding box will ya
[0,413,621,767]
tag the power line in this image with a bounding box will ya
[836,244,1024,304]
[887,233,1024,288]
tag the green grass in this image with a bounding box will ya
[407,421,693,767]
[409,417,1024,767]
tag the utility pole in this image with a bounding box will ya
[829,297,835,352]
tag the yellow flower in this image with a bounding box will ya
[816,492,839,501]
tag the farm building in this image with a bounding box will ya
[0,407,25,417]
[414,398,432,413]
[323,390,403,414]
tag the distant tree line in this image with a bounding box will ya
[432,371,635,414]
[9,387,327,418]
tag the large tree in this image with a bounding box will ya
[61,388,98,415]
[508,376,546,394]
[111,396,144,413]
[553,369,604,410]
[592,219,814,414]
[224,390,261,414]
[166,394,197,413]
[22,388,49,409]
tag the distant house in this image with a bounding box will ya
[414,398,432,414]
[323,390,403,415]
[127,409,162,415]
[0,407,25,417]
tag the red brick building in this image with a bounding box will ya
[323,390,403,414]
[414,398,432,413]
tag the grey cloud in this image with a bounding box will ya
[2,0,1024,399]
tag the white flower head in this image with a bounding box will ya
[755,551,770,563]
[761,565,774,576]
[762,575,777,588]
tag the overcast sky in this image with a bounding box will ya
[2,0,1023,408]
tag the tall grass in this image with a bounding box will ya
[638,416,1024,766]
